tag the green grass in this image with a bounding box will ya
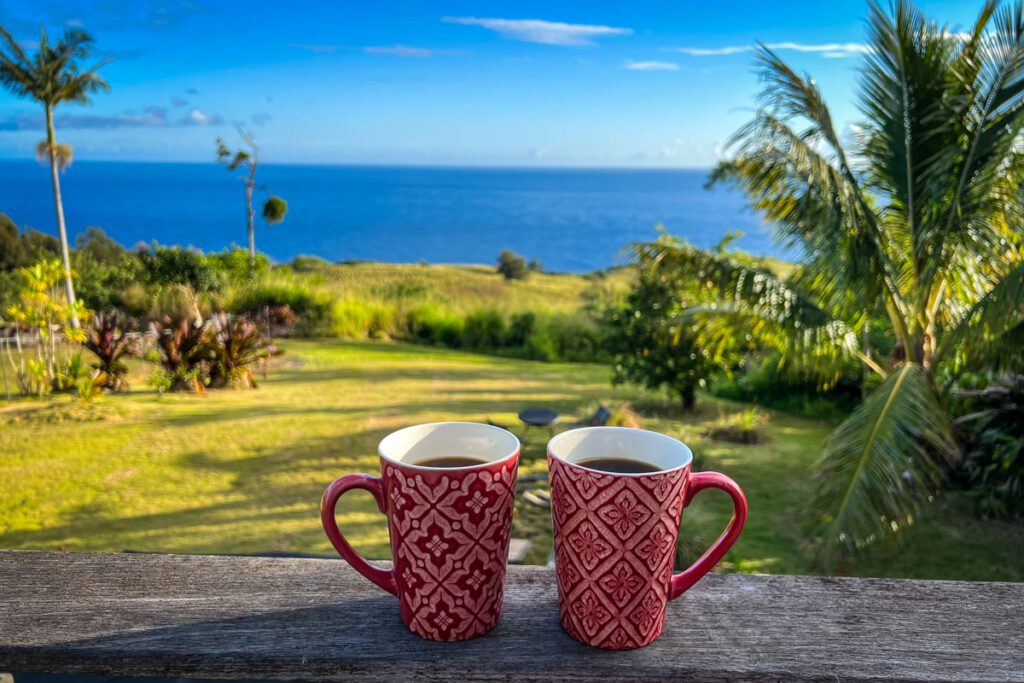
[1,339,1020,581]
[254,261,631,317]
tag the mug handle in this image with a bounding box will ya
[669,471,748,600]
[321,473,398,596]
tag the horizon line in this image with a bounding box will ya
[0,156,718,172]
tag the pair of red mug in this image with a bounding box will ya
[321,422,747,649]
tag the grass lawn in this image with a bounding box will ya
[1,339,1020,581]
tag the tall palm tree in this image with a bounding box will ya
[641,0,1024,557]
[0,26,109,328]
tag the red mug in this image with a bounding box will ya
[547,427,747,649]
[321,422,520,642]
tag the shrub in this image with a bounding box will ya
[206,313,274,388]
[148,314,209,392]
[289,255,330,272]
[706,409,769,444]
[497,250,528,281]
[138,244,223,294]
[709,352,861,419]
[545,314,606,362]
[83,310,136,391]
[208,248,269,283]
[403,304,464,347]
[228,283,333,336]
[463,308,507,349]
[954,374,1024,518]
[576,400,644,428]
[506,312,536,347]
[333,299,395,339]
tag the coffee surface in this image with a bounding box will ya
[574,457,661,474]
[414,456,489,468]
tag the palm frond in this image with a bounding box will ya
[637,236,866,384]
[810,363,957,557]
[860,0,959,290]
[938,260,1024,369]
[922,2,1024,299]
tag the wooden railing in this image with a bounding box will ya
[0,550,1020,681]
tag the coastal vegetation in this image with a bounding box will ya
[1,0,1022,579]
[0,25,109,327]
[639,0,1024,557]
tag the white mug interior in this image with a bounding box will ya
[378,422,520,470]
[548,426,693,476]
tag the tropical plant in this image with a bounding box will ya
[216,129,286,272]
[75,370,109,404]
[83,310,135,391]
[954,373,1024,518]
[4,259,90,396]
[0,26,110,328]
[641,0,1024,556]
[148,314,209,393]
[206,312,274,388]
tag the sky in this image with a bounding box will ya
[0,0,985,168]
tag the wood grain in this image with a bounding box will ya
[0,550,1020,681]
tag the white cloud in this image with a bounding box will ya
[443,17,631,46]
[364,44,460,58]
[625,60,679,71]
[289,43,338,54]
[673,41,872,58]
[182,109,221,126]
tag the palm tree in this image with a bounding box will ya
[641,0,1024,558]
[0,26,109,328]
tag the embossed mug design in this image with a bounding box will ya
[321,422,520,642]
[548,427,747,649]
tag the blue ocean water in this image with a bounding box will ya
[0,160,776,273]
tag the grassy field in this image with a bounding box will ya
[1,339,1020,581]
[257,261,631,316]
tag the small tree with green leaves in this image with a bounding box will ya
[603,262,716,411]
[497,250,528,280]
[4,259,90,396]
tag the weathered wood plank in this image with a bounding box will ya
[0,550,1020,682]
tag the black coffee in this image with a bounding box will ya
[575,457,661,474]
[415,456,489,468]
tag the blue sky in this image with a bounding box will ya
[0,0,982,167]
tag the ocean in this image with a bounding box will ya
[0,160,776,273]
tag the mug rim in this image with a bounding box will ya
[378,421,521,472]
[547,426,693,477]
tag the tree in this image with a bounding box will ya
[216,129,285,272]
[604,253,722,411]
[497,250,528,280]
[0,26,110,328]
[138,244,223,295]
[641,0,1024,558]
